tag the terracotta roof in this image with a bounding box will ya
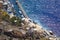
[0,0,3,8]
[0,3,3,8]
[0,0,3,3]
[0,0,2,1]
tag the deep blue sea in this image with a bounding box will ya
[9,0,60,37]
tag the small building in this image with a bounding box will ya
[9,13,14,18]
[3,2,8,10]
[0,0,3,9]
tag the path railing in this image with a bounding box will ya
[16,0,29,18]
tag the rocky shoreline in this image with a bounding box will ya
[0,0,59,40]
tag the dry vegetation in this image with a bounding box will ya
[0,9,50,40]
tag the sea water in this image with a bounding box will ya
[9,0,60,37]
[19,0,60,37]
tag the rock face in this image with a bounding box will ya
[0,21,48,40]
[0,17,57,40]
[4,30,24,38]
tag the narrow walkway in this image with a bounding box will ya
[16,0,29,18]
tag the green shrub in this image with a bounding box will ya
[10,16,22,26]
[1,11,10,21]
